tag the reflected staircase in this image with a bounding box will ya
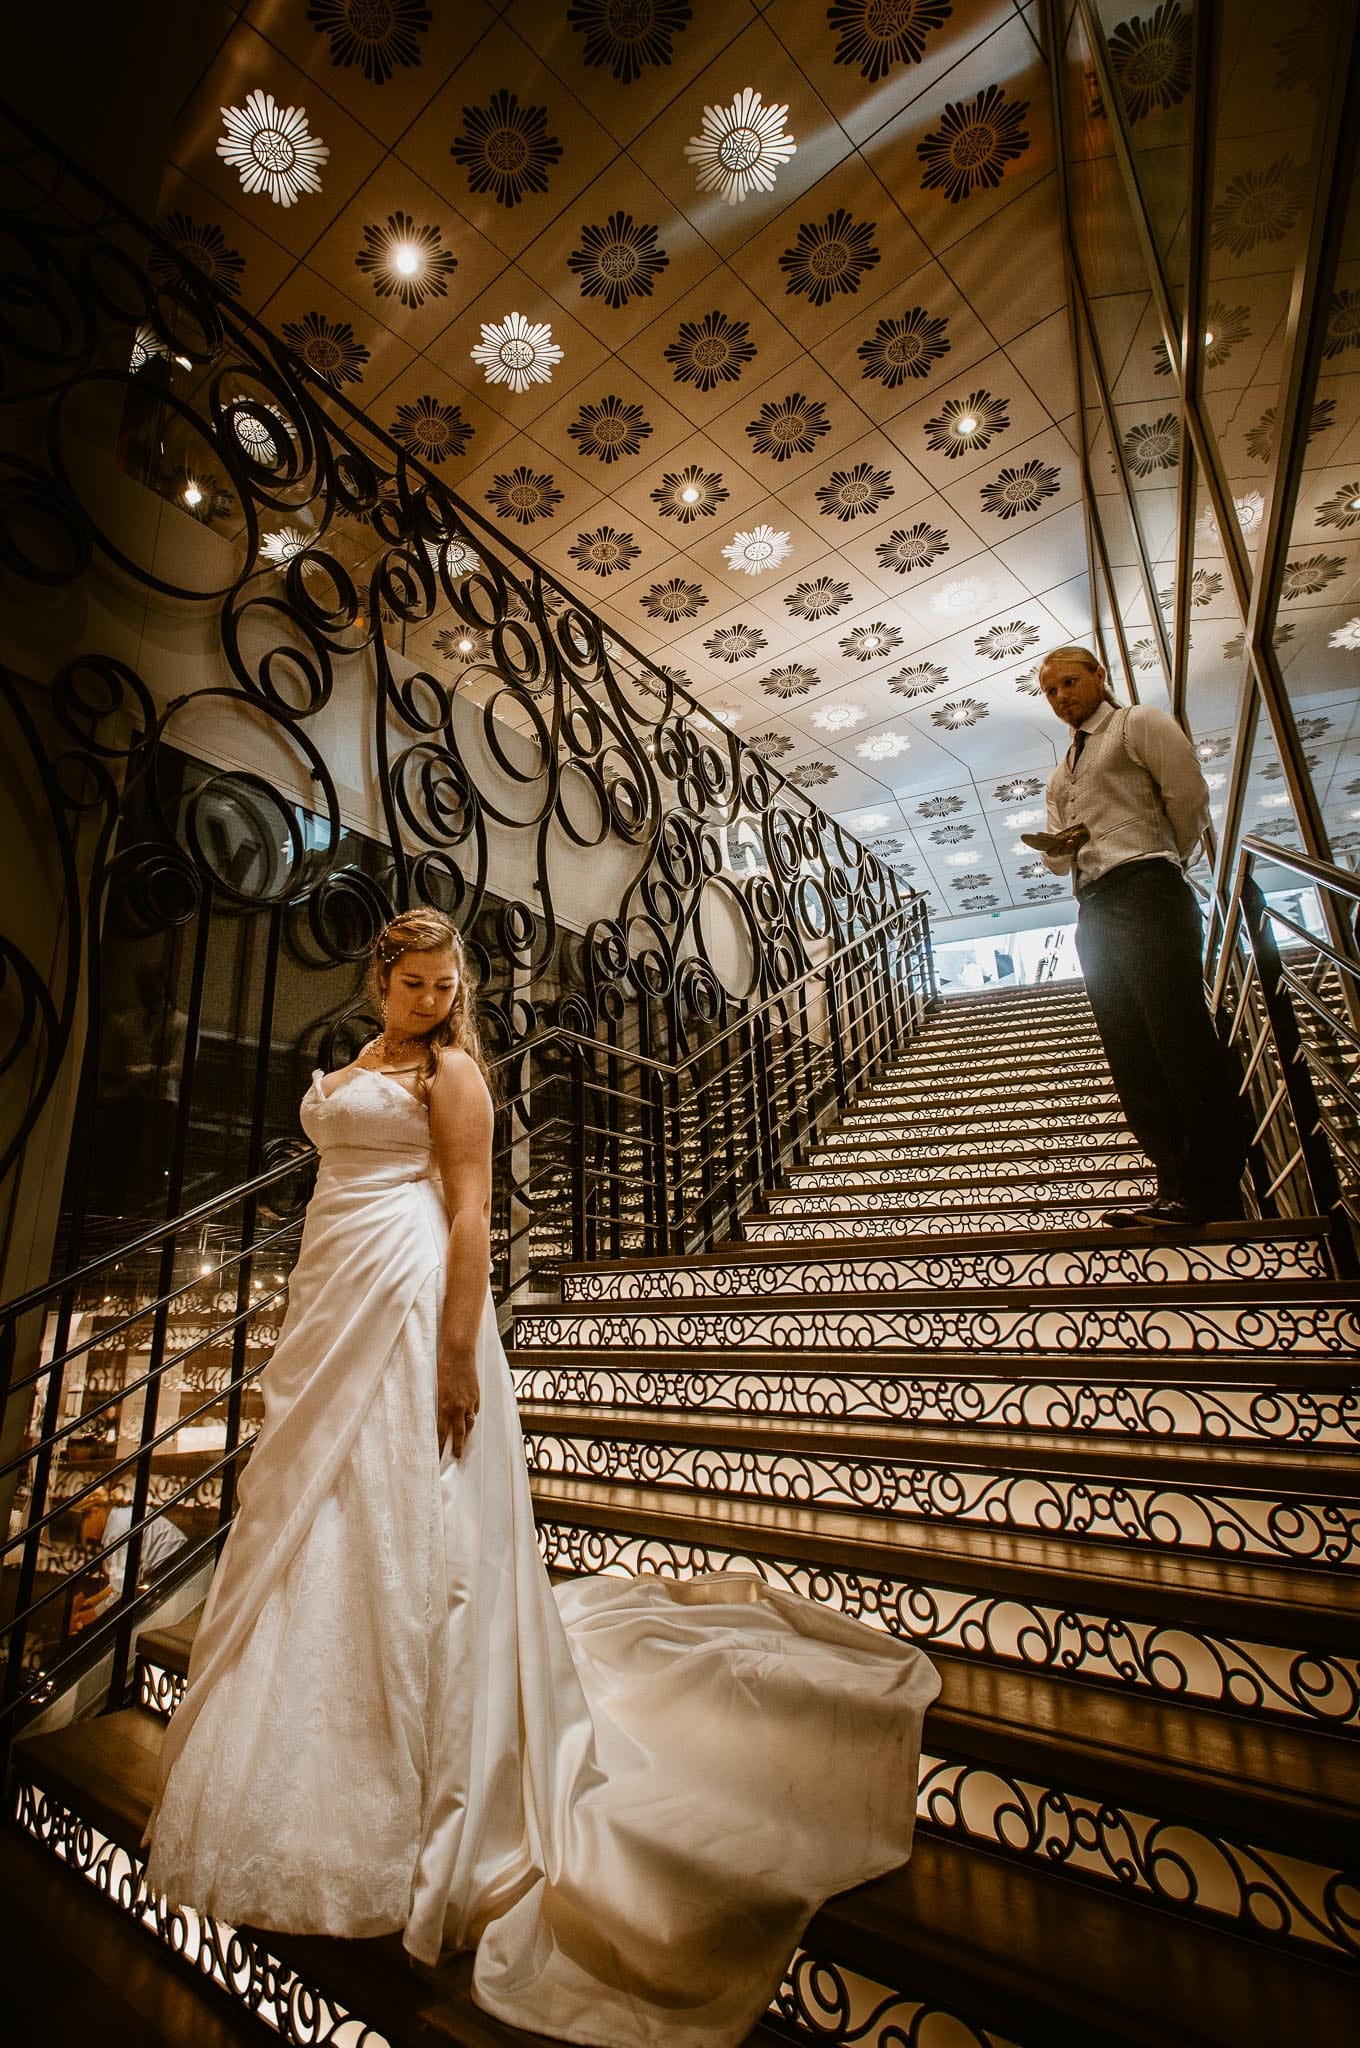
[13,980,1360,2047]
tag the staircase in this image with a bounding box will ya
[12,980,1359,2047]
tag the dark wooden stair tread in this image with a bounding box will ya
[510,1343,1359,1385]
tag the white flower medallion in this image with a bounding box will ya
[471,312,564,394]
[685,88,797,206]
[722,524,793,576]
[856,732,912,760]
[217,90,328,207]
[259,525,314,567]
[812,702,866,732]
[1330,616,1360,650]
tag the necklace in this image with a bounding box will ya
[367,1031,428,1070]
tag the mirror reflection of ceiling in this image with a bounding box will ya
[121,0,1355,929]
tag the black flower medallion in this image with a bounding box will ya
[840,622,903,662]
[568,212,669,310]
[1107,2,1192,122]
[918,794,965,818]
[355,212,456,308]
[745,393,832,463]
[761,664,820,699]
[642,577,708,622]
[932,697,988,729]
[750,729,794,762]
[827,0,952,80]
[979,458,1062,519]
[1295,715,1332,741]
[1011,667,1042,694]
[704,624,768,664]
[307,0,431,84]
[1222,622,1295,660]
[788,760,839,789]
[651,465,729,522]
[1280,554,1345,600]
[569,395,653,465]
[994,774,1044,801]
[785,576,852,622]
[779,209,881,308]
[930,823,973,845]
[664,310,758,394]
[567,0,693,83]
[1157,569,1222,610]
[1273,3,1332,92]
[451,89,563,208]
[149,211,246,296]
[876,522,949,574]
[890,662,948,699]
[434,625,494,665]
[976,619,1040,660]
[388,395,474,465]
[868,837,904,859]
[282,311,370,386]
[1024,883,1062,902]
[1315,483,1360,533]
[485,465,564,525]
[960,893,1000,910]
[815,461,894,522]
[568,526,642,577]
[857,306,951,389]
[1125,638,1160,671]
[1122,414,1180,476]
[1324,288,1360,359]
[1245,399,1334,465]
[950,871,993,891]
[917,84,1030,205]
[1210,155,1308,257]
[924,390,1010,459]
[1158,300,1252,372]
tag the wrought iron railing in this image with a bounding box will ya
[1210,836,1360,1277]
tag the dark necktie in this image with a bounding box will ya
[1069,728,1087,772]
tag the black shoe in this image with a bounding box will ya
[1101,1204,1161,1228]
[1139,1196,1246,1228]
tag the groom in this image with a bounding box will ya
[1033,645,1246,1228]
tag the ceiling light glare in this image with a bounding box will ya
[457,637,474,654]
[681,485,701,503]
[1350,496,1360,512]
[174,355,193,370]
[1203,330,1214,347]
[945,851,975,866]
[954,415,978,436]
[394,243,421,276]
[182,481,203,508]
[1004,808,1045,829]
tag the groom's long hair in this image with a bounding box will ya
[371,908,497,1102]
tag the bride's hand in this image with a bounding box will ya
[438,1345,480,1457]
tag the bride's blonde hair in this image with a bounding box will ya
[371,908,495,1098]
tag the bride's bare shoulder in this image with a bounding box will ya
[430,1045,492,1108]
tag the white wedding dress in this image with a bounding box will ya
[145,1068,940,2048]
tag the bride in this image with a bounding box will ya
[145,908,939,2048]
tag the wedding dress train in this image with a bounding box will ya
[145,1068,939,2048]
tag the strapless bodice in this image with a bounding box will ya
[302,1069,436,1187]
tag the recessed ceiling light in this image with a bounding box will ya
[954,415,978,436]
[457,637,475,654]
[1350,496,1360,512]
[173,354,193,370]
[182,481,203,507]
[393,242,422,276]
[1203,330,1215,347]
[681,485,701,503]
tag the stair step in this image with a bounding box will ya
[788,1147,1145,1185]
[858,1076,1122,1107]
[739,1200,1152,1238]
[558,1221,1331,1301]
[818,1112,1133,1145]
[810,1129,1140,1163]
[881,1045,1107,1081]
[529,1479,1360,1725]
[764,1171,1158,1211]
[517,1408,1360,1570]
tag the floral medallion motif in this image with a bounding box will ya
[924,390,1009,458]
[949,872,993,891]
[722,526,794,577]
[750,729,795,761]
[663,310,758,393]
[930,823,973,844]
[307,0,430,83]
[815,462,894,524]
[471,312,563,393]
[812,701,867,732]
[745,393,832,463]
[876,522,949,574]
[282,310,369,386]
[857,307,951,389]
[959,893,999,910]
[452,90,563,208]
[995,775,1044,802]
[918,794,965,818]
[1107,2,1192,122]
[917,84,1030,205]
[1222,623,1293,660]
[828,0,952,80]
[1210,155,1308,257]
[433,626,493,666]
[1024,883,1062,902]
[890,663,949,700]
[931,578,986,615]
[868,837,905,859]
[568,526,641,577]
[1260,748,1316,776]
[1329,618,1360,651]
[227,397,291,466]
[1273,3,1332,92]
[1294,714,1332,742]
[1245,399,1334,465]
[840,623,903,662]
[259,525,314,568]
[979,458,1061,519]
[568,212,669,310]
[643,577,708,621]
[149,212,246,297]
[569,395,653,464]
[761,665,820,700]
[785,576,852,622]
[426,535,482,581]
[217,90,329,207]
[1315,483,1360,533]
[388,395,474,465]
[486,465,564,525]
[1011,667,1042,695]
[704,625,769,664]
[652,465,729,521]
[779,210,881,308]
[1122,415,1180,476]
[976,619,1040,660]
[129,324,169,373]
[1017,860,1047,880]
[1280,554,1345,600]
[1324,288,1360,359]
[931,697,989,730]
[1126,638,1162,670]
[1157,568,1222,610]
[685,87,797,206]
[567,0,693,83]
[857,731,912,760]
[788,760,839,788]
[355,212,456,308]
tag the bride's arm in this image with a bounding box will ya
[427,1048,494,1456]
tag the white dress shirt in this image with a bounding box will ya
[103,1504,187,1596]
[1043,699,1211,892]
